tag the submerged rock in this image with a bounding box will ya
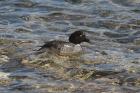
[134,38,140,45]
[22,49,125,80]
[0,72,11,86]
[0,55,9,64]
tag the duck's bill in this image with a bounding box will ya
[85,38,91,43]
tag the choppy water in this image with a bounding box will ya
[0,0,140,93]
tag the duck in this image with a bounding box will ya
[37,30,90,55]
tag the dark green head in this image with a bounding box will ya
[69,31,90,44]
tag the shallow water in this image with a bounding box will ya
[0,0,140,93]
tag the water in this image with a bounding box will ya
[0,0,140,93]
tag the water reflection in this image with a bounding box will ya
[0,0,140,93]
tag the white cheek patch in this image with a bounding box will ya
[80,35,83,37]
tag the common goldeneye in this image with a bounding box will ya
[37,31,90,55]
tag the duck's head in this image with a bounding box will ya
[69,30,90,44]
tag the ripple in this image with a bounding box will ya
[111,0,140,6]
[104,32,129,38]
[65,0,82,4]
[0,0,140,92]
[13,1,37,8]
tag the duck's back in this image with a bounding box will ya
[38,40,67,51]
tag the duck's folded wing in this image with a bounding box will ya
[37,40,67,51]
